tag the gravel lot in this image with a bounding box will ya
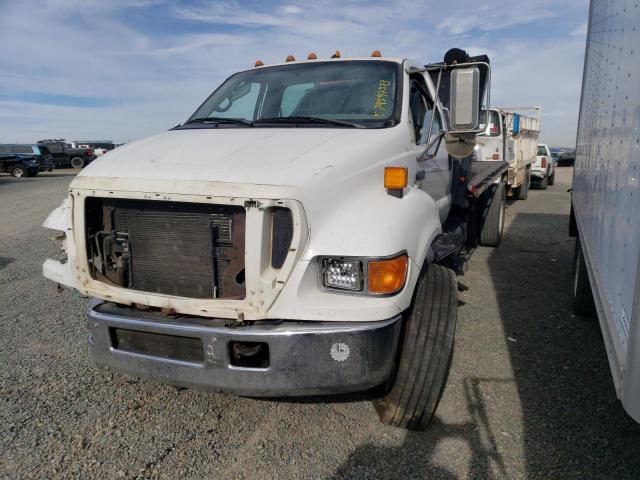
[1,167,640,479]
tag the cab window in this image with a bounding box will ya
[409,78,439,145]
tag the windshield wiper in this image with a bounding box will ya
[254,116,362,128]
[182,117,253,127]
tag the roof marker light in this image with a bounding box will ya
[285,54,295,62]
[307,52,317,60]
[371,50,381,57]
[331,50,341,58]
[254,60,264,67]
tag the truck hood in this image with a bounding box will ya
[77,128,402,192]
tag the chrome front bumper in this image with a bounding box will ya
[87,301,402,396]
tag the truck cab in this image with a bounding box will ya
[43,50,507,430]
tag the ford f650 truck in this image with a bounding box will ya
[571,0,640,424]
[42,49,508,430]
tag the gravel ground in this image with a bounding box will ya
[1,167,640,479]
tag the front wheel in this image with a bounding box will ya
[374,263,458,430]
[70,157,85,169]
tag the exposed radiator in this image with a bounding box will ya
[86,198,246,299]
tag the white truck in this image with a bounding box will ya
[42,48,508,430]
[533,143,556,189]
[571,0,640,424]
[476,107,541,199]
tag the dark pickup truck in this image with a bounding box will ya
[0,144,54,177]
[37,139,97,169]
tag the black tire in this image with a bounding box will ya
[71,157,85,169]
[479,182,505,247]
[573,236,596,316]
[10,165,29,177]
[517,167,530,200]
[547,170,555,186]
[374,264,457,430]
[538,175,548,190]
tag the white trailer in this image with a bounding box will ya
[476,107,541,200]
[571,0,640,423]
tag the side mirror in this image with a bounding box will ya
[449,67,480,131]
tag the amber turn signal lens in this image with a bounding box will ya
[384,167,408,189]
[368,255,408,294]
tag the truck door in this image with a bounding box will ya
[409,76,450,221]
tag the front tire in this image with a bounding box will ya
[479,182,506,247]
[71,157,85,169]
[374,264,457,430]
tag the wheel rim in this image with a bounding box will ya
[15,168,24,177]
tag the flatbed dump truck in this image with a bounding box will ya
[571,0,640,423]
[43,48,507,430]
[476,107,541,200]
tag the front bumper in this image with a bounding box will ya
[87,301,402,396]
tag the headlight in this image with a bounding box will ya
[320,253,408,295]
[322,258,363,291]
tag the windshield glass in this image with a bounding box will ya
[185,61,400,128]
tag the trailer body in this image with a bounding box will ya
[572,0,640,423]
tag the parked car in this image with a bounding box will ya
[557,150,576,166]
[37,139,97,169]
[532,143,556,188]
[0,144,54,177]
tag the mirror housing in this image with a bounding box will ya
[450,67,480,131]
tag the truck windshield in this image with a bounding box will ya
[183,61,400,129]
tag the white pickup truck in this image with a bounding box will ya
[43,49,508,430]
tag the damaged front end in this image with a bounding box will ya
[42,196,78,289]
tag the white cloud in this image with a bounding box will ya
[571,22,588,36]
[0,0,589,145]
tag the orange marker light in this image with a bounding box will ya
[368,254,408,294]
[331,50,341,58]
[307,52,317,60]
[286,54,296,62]
[384,167,408,189]
[254,60,264,67]
[371,50,381,57]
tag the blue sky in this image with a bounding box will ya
[0,0,588,145]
